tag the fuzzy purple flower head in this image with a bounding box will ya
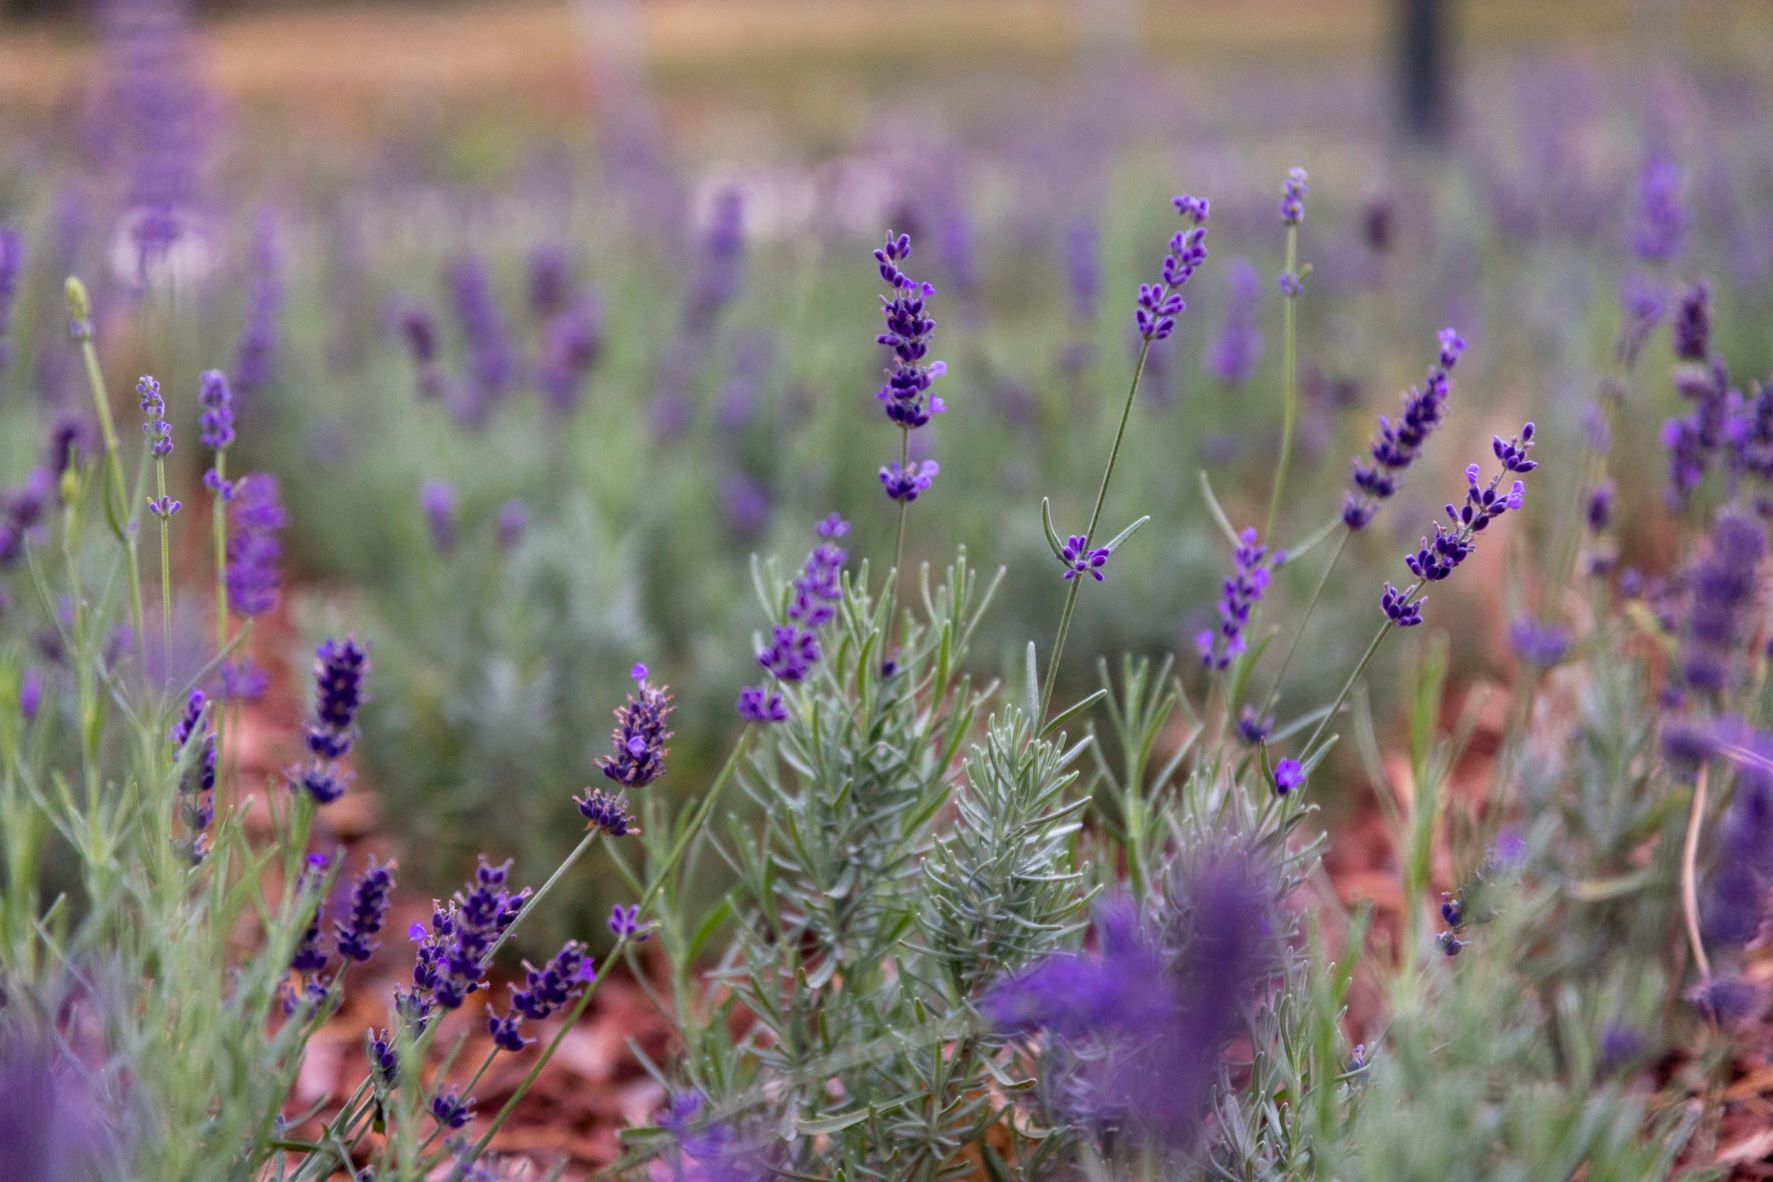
[599,664,674,789]
[1135,194,1210,342]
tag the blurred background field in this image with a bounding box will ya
[2,0,1771,947]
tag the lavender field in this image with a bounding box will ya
[2,0,1773,1178]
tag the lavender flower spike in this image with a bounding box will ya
[1058,534,1110,582]
[225,475,286,617]
[1343,328,1465,529]
[1135,195,1210,342]
[1197,528,1285,670]
[1379,423,1537,628]
[1279,167,1309,225]
[0,227,21,372]
[599,664,674,789]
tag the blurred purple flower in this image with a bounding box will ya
[1631,158,1685,266]
[527,243,574,322]
[1679,512,1764,696]
[1509,617,1570,667]
[446,255,516,423]
[538,296,602,416]
[0,227,21,372]
[233,207,283,396]
[1206,257,1262,388]
[420,481,457,554]
[224,475,285,618]
[1196,528,1284,671]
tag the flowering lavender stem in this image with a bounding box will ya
[453,728,755,1168]
[1263,224,1299,541]
[1038,341,1154,720]
[1681,765,1713,984]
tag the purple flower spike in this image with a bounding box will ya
[334,857,395,963]
[880,459,939,502]
[1672,280,1711,361]
[0,227,21,373]
[1631,158,1685,266]
[420,482,457,555]
[1279,167,1309,226]
[1343,329,1465,530]
[1196,528,1282,671]
[306,637,369,761]
[1272,758,1304,796]
[1135,194,1210,342]
[576,788,634,836]
[225,476,286,618]
[598,670,674,789]
[137,375,173,458]
[872,230,947,433]
[737,685,788,724]
[430,1086,476,1130]
[1058,534,1110,582]
[510,940,594,1021]
[609,904,651,942]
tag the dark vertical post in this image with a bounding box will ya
[1398,0,1451,143]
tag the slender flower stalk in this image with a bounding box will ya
[138,375,179,680]
[1040,193,1210,719]
[1299,425,1538,760]
[1265,167,1309,541]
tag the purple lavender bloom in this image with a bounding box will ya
[1379,424,1536,627]
[137,375,173,458]
[609,903,651,941]
[334,857,395,963]
[576,788,633,836]
[599,665,674,789]
[96,0,215,274]
[1135,195,1210,342]
[1272,759,1303,795]
[1509,618,1571,667]
[509,940,595,1020]
[1279,166,1309,225]
[1672,280,1711,361]
[684,188,745,336]
[0,469,55,568]
[1616,275,1667,369]
[1058,534,1110,582]
[1236,705,1272,745]
[411,857,532,1012]
[872,232,948,432]
[0,1028,119,1181]
[1679,512,1764,696]
[1688,974,1761,1028]
[1587,481,1614,532]
[305,637,369,761]
[19,670,42,722]
[430,1086,476,1130]
[527,243,574,322]
[0,227,21,372]
[496,498,527,550]
[537,296,602,416]
[1196,528,1284,671]
[170,689,216,850]
[290,853,332,975]
[1700,723,1773,948]
[196,368,235,452]
[756,626,820,683]
[986,858,1276,1149]
[398,304,445,400]
[1206,257,1262,387]
[722,473,771,539]
[1343,329,1465,529]
[446,255,517,419]
[420,481,457,554]
[366,1028,398,1084]
[218,659,269,704]
[224,476,285,618]
[656,1093,767,1182]
[234,208,283,395]
[880,459,939,502]
[736,685,788,723]
[45,413,97,479]
[1631,158,1685,266]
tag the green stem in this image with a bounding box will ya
[1261,528,1350,709]
[1039,340,1153,720]
[888,427,910,631]
[155,457,172,686]
[479,827,603,968]
[1300,616,1396,759]
[211,450,229,755]
[70,295,148,660]
[1264,225,1300,542]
